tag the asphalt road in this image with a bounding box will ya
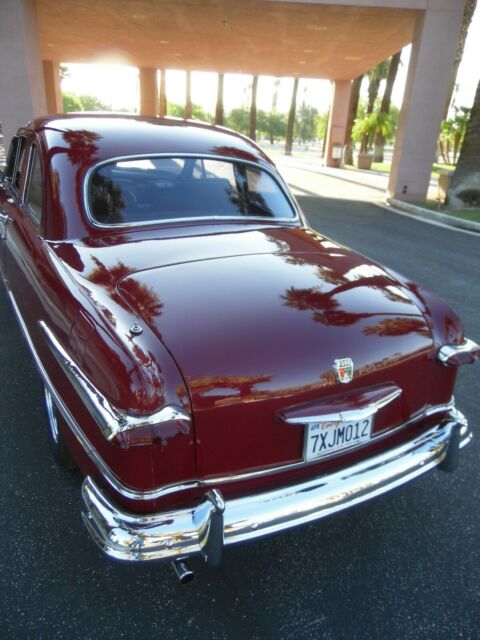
[0,196,479,640]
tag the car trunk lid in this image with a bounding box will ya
[117,247,436,478]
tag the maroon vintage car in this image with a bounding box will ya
[0,115,478,582]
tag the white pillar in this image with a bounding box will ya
[43,60,63,114]
[388,0,464,202]
[0,0,46,147]
[325,80,352,168]
[139,67,158,117]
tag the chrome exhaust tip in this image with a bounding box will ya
[171,558,194,584]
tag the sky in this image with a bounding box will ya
[61,4,480,118]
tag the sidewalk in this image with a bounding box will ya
[270,153,479,233]
[270,152,439,202]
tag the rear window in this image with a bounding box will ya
[87,156,295,225]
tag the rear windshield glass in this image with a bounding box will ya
[87,157,295,225]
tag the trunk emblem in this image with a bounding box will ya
[333,358,354,383]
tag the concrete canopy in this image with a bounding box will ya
[36,0,418,79]
[0,0,467,204]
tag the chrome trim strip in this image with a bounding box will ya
[285,387,403,425]
[437,338,480,364]
[38,320,191,440]
[82,415,472,562]
[82,152,301,230]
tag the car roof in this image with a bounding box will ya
[28,114,275,168]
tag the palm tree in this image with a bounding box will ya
[159,69,167,117]
[185,71,192,119]
[360,60,389,154]
[446,79,480,210]
[443,0,477,120]
[344,75,363,165]
[249,75,258,140]
[215,73,224,125]
[285,78,299,155]
[374,51,401,162]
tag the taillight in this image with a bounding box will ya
[111,405,191,448]
[437,338,480,367]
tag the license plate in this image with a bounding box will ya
[304,416,373,461]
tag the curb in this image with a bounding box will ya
[388,198,480,234]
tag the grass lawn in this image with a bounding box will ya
[417,200,480,224]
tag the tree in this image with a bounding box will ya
[438,107,470,164]
[443,0,477,120]
[192,104,213,123]
[59,64,70,80]
[374,51,401,162]
[316,111,329,144]
[344,75,363,165]
[446,79,480,209]
[321,107,330,158]
[285,78,299,155]
[80,95,110,111]
[215,73,224,125]
[257,110,286,143]
[360,60,389,153]
[168,102,184,118]
[226,107,250,134]
[352,111,394,155]
[249,75,258,140]
[295,104,318,144]
[62,92,84,112]
[167,102,212,123]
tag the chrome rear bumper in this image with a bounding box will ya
[81,408,471,563]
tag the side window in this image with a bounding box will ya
[25,146,43,221]
[5,136,19,179]
[13,137,28,192]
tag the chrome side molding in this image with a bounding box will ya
[38,320,191,441]
[437,338,480,367]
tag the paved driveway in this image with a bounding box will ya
[0,194,479,639]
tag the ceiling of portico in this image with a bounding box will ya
[36,0,420,79]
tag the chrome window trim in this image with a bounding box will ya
[83,153,302,229]
[11,135,29,199]
[22,143,42,225]
[4,285,458,503]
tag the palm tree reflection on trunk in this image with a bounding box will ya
[87,257,163,325]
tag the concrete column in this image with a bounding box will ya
[139,67,157,117]
[325,80,352,168]
[0,0,46,147]
[185,71,192,119]
[388,1,464,202]
[159,69,167,118]
[43,60,63,114]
